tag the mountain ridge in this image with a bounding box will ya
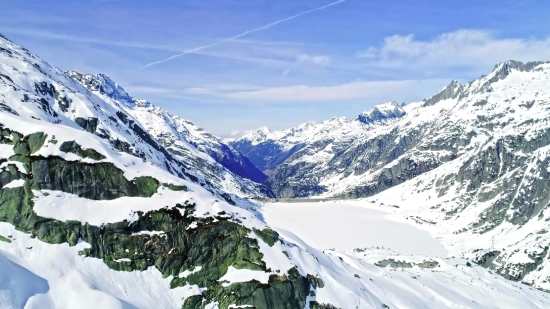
[234,59,550,290]
[66,70,269,184]
[231,101,406,175]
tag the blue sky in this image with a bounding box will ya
[1,0,550,137]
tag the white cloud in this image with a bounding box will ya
[220,79,447,102]
[282,54,330,76]
[227,130,253,138]
[297,54,330,65]
[182,83,265,95]
[359,29,550,69]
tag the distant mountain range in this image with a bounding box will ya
[233,60,550,290]
[231,101,407,181]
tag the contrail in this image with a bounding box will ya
[141,0,346,69]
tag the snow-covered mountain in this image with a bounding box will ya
[4,32,549,308]
[231,102,406,176]
[0,30,271,199]
[66,71,268,184]
[235,60,550,290]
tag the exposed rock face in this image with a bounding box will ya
[59,140,106,160]
[0,34,367,309]
[375,259,413,269]
[3,182,307,309]
[0,127,312,308]
[244,61,550,201]
[422,80,462,107]
[375,258,438,269]
[31,158,159,200]
[356,102,406,124]
[66,71,132,103]
[74,117,98,133]
[3,33,550,308]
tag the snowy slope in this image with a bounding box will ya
[0,89,550,308]
[0,33,269,199]
[348,61,550,290]
[66,71,268,184]
[241,60,550,290]
[3,214,550,309]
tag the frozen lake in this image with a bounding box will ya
[260,202,448,257]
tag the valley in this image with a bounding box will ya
[1,30,550,308]
[260,201,448,256]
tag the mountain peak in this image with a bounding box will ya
[492,60,548,72]
[258,126,272,134]
[236,126,278,144]
[356,101,406,125]
[91,73,133,103]
[486,60,549,84]
[66,71,133,103]
[94,75,154,107]
[422,80,463,107]
[251,126,273,139]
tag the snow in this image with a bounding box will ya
[231,60,550,290]
[218,266,271,287]
[131,231,166,237]
[270,226,550,309]
[205,303,219,309]
[0,35,268,200]
[1,142,549,309]
[32,187,194,226]
[240,60,550,201]
[508,251,534,264]
[261,202,448,256]
[236,114,370,150]
[31,185,269,233]
[1,179,25,189]
[0,251,49,309]
[0,144,14,159]
[0,112,186,186]
[178,266,202,278]
[2,35,550,308]
[72,71,269,198]
[0,223,190,309]
[1,161,27,174]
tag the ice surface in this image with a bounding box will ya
[261,201,448,256]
